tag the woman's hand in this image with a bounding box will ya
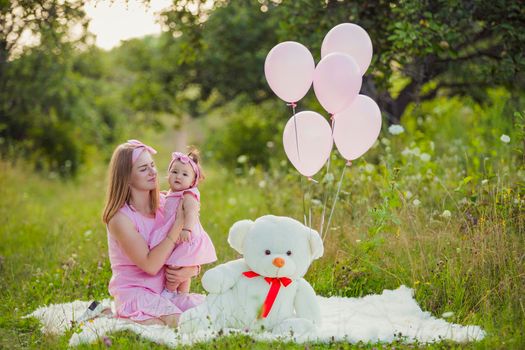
[165,265,199,283]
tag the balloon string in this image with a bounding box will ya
[301,176,316,227]
[288,102,300,162]
[307,176,318,184]
[308,178,313,229]
[301,175,307,226]
[319,113,335,235]
[322,161,351,240]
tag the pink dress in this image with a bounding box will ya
[149,187,217,267]
[107,202,204,321]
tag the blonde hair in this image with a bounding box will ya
[102,143,159,224]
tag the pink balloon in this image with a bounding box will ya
[264,41,315,103]
[333,95,382,160]
[283,111,333,177]
[321,23,373,75]
[313,53,362,115]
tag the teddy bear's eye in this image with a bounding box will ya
[265,250,271,255]
[286,250,292,256]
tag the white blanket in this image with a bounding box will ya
[25,286,485,346]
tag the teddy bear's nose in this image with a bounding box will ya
[272,257,285,268]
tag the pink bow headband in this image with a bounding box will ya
[127,139,157,163]
[169,151,201,187]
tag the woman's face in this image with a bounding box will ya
[130,151,157,191]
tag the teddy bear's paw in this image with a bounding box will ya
[201,271,228,294]
[271,318,316,338]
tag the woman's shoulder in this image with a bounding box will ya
[108,211,135,234]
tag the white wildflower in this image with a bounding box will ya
[237,155,248,164]
[481,179,488,185]
[266,141,274,148]
[258,180,266,188]
[420,153,431,162]
[84,230,92,237]
[441,210,452,218]
[323,172,335,183]
[381,138,390,146]
[500,134,510,143]
[412,199,421,207]
[388,124,405,135]
[442,311,454,318]
[364,164,375,174]
[401,148,412,157]
[405,191,413,199]
[311,199,322,206]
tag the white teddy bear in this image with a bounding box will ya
[179,215,324,335]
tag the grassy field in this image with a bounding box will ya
[0,93,524,349]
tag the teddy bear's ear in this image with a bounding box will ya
[308,229,324,260]
[227,220,254,254]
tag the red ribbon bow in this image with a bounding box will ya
[243,271,292,318]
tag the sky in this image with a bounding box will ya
[84,0,173,50]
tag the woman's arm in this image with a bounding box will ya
[108,210,184,276]
[179,194,199,242]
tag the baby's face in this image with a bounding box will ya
[168,160,196,191]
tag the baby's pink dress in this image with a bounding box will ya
[107,202,204,321]
[149,187,217,266]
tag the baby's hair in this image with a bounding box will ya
[187,146,205,183]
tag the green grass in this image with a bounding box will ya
[1,95,524,349]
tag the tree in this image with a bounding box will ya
[0,1,124,175]
[160,0,525,123]
[160,1,278,105]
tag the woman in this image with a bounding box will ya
[102,140,203,326]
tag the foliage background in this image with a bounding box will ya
[0,0,524,349]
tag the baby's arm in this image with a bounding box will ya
[179,193,199,242]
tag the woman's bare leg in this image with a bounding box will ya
[160,313,180,327]
[136,318,165,326]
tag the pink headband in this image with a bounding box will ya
[127,139,157,164]
[169,152,201,187]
